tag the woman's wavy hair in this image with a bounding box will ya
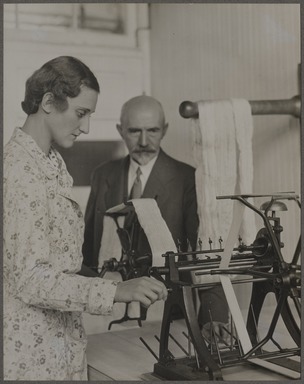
[21,56,100,115]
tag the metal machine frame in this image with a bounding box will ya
[99,193,301,380]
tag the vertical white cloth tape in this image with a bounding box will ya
[220,200,245,269]
[98,199,177,320]
[132,198,177,266]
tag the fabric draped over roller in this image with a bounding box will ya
[191,99,256,254]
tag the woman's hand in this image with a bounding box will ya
[114,277,168,308]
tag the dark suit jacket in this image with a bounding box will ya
[82,149,199,269]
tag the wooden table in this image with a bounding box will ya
[86,320,300,381]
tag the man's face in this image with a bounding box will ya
[46,86,98,149]
[117,103,168,165]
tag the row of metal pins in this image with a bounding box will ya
[182,235,245,252]
[179,237,226,252]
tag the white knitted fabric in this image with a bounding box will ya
[191,99,256,246]
[191,99,256,284]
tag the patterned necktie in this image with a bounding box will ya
[130,167,142,199]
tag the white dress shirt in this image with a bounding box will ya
[128,152,159,197]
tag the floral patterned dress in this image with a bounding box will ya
[3,128,118,380]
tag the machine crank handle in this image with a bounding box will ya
[98,253,152,278]
[149,266,173,293]
[98,257,123,277]
[98,266,107,278]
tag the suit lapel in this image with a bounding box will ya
[105,157,129,209]
[103,151,176,208]
[142,150,175,202]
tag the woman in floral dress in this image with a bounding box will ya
[3,56,167,380]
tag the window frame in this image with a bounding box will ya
[3,3,138,48]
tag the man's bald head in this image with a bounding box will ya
[120,95,166,127]
[117,95,168,165]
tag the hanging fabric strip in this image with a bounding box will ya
[98,198,177,319]
[98,214,125,269]
[191,98,256,248]
[126,198,178,319]
[131,198,177,266]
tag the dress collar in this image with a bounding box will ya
[12,128,69,183]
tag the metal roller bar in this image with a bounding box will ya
[152,256,266,275]
[179,95,301,119]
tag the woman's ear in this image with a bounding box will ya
[41,92,54,114]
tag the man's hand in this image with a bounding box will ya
[114,277,168,308]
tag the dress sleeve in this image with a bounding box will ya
[82,168,99,267]
[4,167,117,315]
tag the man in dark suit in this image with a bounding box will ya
[82,95,228,334]
[82,95,198,269]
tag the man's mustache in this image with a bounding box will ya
[133,149,156,153]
